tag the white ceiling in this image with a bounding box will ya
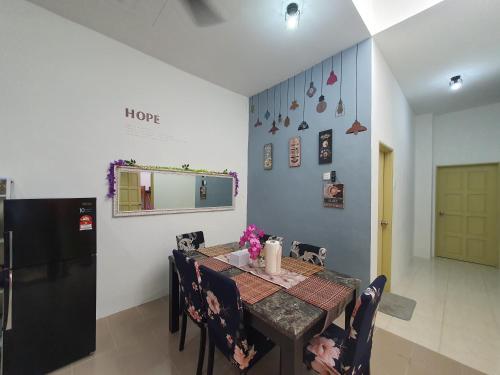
[374,0,500,115]
[27,0,371,97]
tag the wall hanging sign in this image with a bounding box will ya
[318,129,333,164]
[254,93,262,127]
[264,143,273,170]
[298,70,309,131]
[284,78,291,126]
[346,44,367,135]
[323,183,344,209]
[269,86,279,135]
[290,75,299,110]
[306,66,317,98]
[336,51,345,117]
[289,136,301,167]
[316,61,327,113]
[327,55,338,85]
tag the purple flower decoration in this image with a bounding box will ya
[106,159,126,198]
[239,224,264,260]
[229,171,239,197]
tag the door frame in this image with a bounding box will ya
[434,162,500,267]
[378,143,394,291]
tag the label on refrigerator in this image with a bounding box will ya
[79,215,93,231]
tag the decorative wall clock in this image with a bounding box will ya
[264,143,273,170]
[316,61,327,113]
[346,44,367,135]
[289,136,301,167]
[318,129,333,164]
[298,70,309,130]
[336,51,345,118]
[306,67,317,98]
[327,55,338,86]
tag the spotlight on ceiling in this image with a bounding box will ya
[285,2,300,30]
[449,75,463,91]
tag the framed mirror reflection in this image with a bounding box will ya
[113,166,235,217]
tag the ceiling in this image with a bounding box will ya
[374,0,500,115]
[27,0,371,97]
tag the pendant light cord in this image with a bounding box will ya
[355,44,358,120]
[302,70,307,121]
[279,82,282,114]
[287,78,290,115]
[340,52,343,98]
[321,61,324,95]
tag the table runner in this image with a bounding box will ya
[281,257,324,277]
[215,253,306,289]
[232,273,281,304]
[198,257,233,272]
[197,245,234,258]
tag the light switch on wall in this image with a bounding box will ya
[323,172,331,181]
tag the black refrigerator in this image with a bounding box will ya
[2,198,96,374]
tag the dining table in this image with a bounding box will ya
[168,243,360,375]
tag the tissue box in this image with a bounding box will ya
[228,249,250,267]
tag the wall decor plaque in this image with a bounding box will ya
[319,129,333,164]
[323,183,344,208]
[289,137,301,168]
[264,143,273,170]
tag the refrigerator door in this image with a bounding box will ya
[2,254,96,374]
[3,198,96,269]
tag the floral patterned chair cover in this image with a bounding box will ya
[304,275,387,375]
[176,231,206,252]
[290,240,327,266]
[260,233,284,246]
[199,265,274,374]
[172,250,207,375]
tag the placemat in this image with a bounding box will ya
[231,273,281,305]
[216,253,307,289]
[281,257,324,277]
[197,245,234,258]
[286,276,354,311]
[198,257,233,272]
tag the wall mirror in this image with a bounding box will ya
[113,166,235,217]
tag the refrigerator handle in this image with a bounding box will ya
[3,270,13,331]
[8,231,13,269]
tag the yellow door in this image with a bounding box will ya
[436,164,498,266]
[378,145,393,291]
[119,171,141,211]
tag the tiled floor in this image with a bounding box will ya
[376,257,500,375]
[50,295,484,375]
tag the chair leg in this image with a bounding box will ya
[207,334,215,375]
[196,326,206,375]
[179,311,187,351]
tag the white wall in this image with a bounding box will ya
[0,0,248,318]
[413,102,500,258]
[371,41,415,285]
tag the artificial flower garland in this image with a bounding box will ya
[106,159,239,198]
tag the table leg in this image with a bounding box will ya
[280,337,304,375]
[169,257,180,333]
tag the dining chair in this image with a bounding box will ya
[172,250,207,375]
[176,231,205,252]
[199,265,275,375]
[260,233,284,246]
[304,275,387,375]
[289,240,327,266]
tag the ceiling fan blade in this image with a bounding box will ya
[183,0,225,26]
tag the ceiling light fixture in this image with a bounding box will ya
[449,75,463,91]
[285,2,300,30]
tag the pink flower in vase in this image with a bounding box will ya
[239,224,265,260]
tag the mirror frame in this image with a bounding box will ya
[113,165,235,217]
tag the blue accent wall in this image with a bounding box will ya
[195,176,233,208]
[247,40,372,286]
